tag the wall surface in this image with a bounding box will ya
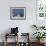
[0,0,36,42]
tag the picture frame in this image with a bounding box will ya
[10,7,26,20]
[36,0,46,26]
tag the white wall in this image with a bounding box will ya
[0,0,36,42]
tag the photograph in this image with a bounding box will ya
[10,7,26,20]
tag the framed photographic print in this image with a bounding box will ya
[36,0,46,26]
[10,7,26,20]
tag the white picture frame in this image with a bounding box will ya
[10,7,26,20]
